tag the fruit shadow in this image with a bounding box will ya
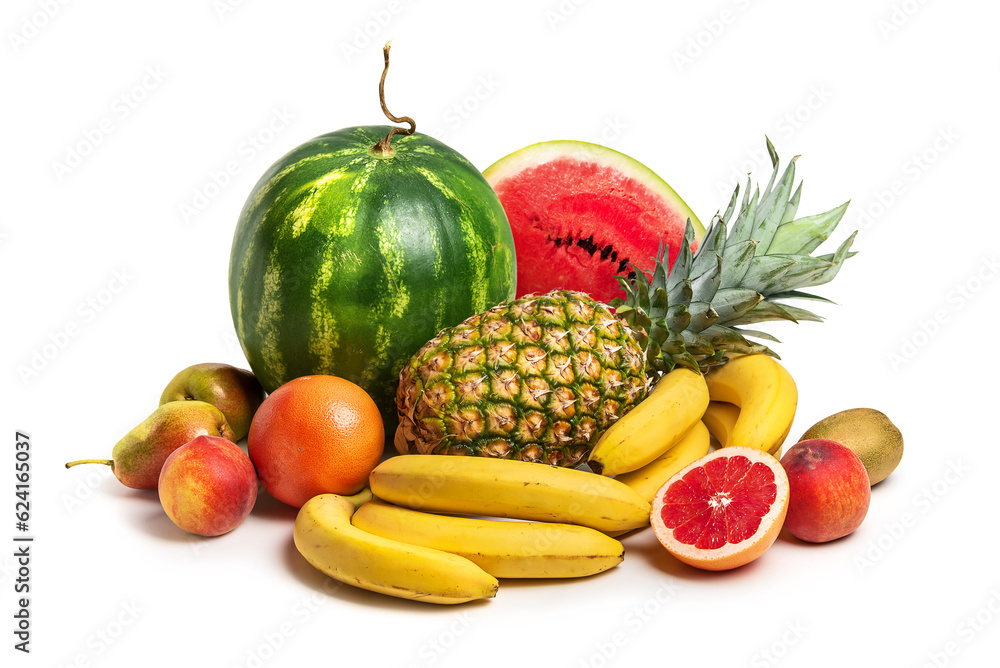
[871,474,899,494]
[112,486,243,544]
[132,504,207,543]
[496,564,622,591]
[106,483,160,503]
[775,526,864,547]
[623,529,770,582]
[280,538,493,613]
[249,486,298,522]
[776,528,808,546]
[110,487,194,543]
[121,484,297,542]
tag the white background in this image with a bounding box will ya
[3,1,999,666]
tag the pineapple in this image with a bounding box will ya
[395,141,856,466]
[395,291,650,465]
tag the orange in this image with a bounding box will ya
[650,447,789,571]
[248,375,384,508]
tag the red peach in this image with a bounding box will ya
[780,438,871,543]
[158,435,257,537]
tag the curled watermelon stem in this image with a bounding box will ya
[371,41,416,157]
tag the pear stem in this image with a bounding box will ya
[65,459,114,469]
[370,41,415,157]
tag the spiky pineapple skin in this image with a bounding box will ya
[395,291,648,467]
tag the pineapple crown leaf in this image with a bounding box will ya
[732,327,781,343]
[765,135,779,168]
[617,140,855,378]
[767,290,836,305]
[767,200,850,255]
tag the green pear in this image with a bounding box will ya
[65,401,236,489]
[159,363,264,440]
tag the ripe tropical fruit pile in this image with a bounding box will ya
[66,43,906,606]
[276,47,902,603]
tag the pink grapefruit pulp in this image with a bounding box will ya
[650,446,789,571]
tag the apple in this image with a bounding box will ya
[780,438,871,543]
[158,435,257,537]
[160,363,265,440]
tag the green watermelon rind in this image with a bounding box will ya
[482,139,705,239]
[229,125,516,422]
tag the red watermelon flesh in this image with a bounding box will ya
[484,141,703,304]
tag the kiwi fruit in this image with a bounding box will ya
[800,408,903,485]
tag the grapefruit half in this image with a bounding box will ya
[650,446,789,571]
[483,141,703,304]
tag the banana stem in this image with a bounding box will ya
[370,41,415,157]
[65,459,114,469]
[344,487,374,511]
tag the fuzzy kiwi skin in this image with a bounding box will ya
[800,408,903,485]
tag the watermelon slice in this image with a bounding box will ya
[483,140,703,304]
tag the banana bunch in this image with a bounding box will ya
[587,368,710,476]
[587,354,797,481]
[352,498,624,579]
[370,455,651,533]
[703,401,740,448]
[293,489,499,605]
[293,454,646,604]
[615,420,711,504]
[702,354,797,455]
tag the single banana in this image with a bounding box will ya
[293,492,498,605]
[352,498,624,579]
[703,354,797,454]
[615,420,712,504]
[702,401,740,448]
[369,455,650,533]
[587,368,710,476]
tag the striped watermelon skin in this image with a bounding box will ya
[229,125,516,421]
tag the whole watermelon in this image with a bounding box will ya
[229,125,516,424]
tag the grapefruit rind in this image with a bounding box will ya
[650,446,789,571]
